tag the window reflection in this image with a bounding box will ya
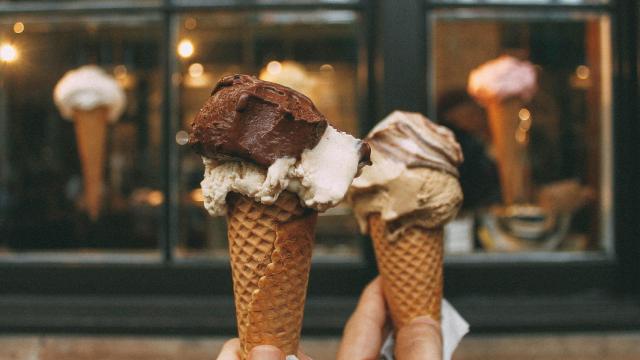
[433,13,612,253]
[176,11,363,260]
[0,15,163,253]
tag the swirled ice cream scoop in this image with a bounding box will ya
[190,74,371,216]
[467,55,537,106]
[54,65,126,123]
[349,111,463,240]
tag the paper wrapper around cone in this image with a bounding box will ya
[73,107,109,221]
[486,98,530,205]
[369,213,443,328]
[226,191,317,359]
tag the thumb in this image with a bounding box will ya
[248,345,286,360]
[395,316,443,360]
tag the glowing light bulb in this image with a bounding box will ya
[177,39,194,58]
[184,17,197,30]
[320,64,334,72]
[188,63,204,78]
[13,22,24,34]
[266,61,282,75]
[576,65,590,80]
[518,108,531,121]
[0,44,18,63]
[175,130,189,145]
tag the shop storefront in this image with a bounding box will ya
[0,0,638,334]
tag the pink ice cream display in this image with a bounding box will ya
[467,55,537,107]
[467,55,538,205]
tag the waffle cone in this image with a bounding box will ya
[369,213,443,328]
[486,99,530,204]
[73,107,109,221]
[226,191,317,359]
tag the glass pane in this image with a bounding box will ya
[430,11,612,255]
[0,14,164,257]
[175,10,364,261]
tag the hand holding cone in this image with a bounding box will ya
[349,111,463,328]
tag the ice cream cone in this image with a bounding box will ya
[369,213,443,328]
[486,98,531,205]
[226,191,317,359]
[73,106,109,221]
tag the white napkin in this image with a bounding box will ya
[380,299,469,360]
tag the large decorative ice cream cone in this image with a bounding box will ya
[54,65,126,221]
[189,74,370,359]
[468,55,537,205]
[73,107,109,221]
[485,98,530,204]
[349,111,463,329]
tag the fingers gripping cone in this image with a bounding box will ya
[227,191,317,359]
[486,99,530,205]
[369,214,443,327]
[73,107,109,221]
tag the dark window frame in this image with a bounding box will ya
[0,0,638,334]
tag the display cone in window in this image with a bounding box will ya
[349,111,463,328]
[54,65,126,221]
[189,75,370,359]
[73,107,109,221]
[485,98,532,204]
[468,55,538,205]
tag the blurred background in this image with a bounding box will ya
[0,0,638,359]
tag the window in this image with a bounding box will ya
[431,10,613,256]
[0,13,163,256]
[174,10,365,261]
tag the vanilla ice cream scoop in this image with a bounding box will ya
[54,65,126,122]
[467,55,537,106]
[190,74,370,216]
[349,111,463,240]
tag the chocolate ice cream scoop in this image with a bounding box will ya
[190,74,328,167]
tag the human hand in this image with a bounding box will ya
[216,338,312,360]
[337,277,443,360]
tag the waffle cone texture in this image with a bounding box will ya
[369,213,443,328]
[226,191,317,359]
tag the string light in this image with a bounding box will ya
[13,22,24,34]
[188,63,204,78]
[0,43,18,63]
[576,65,590,80]
[266,61,282,75]
[177,39,194,58]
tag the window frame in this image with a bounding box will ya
[0,0,639,334]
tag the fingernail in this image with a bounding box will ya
[249,345,284,360]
